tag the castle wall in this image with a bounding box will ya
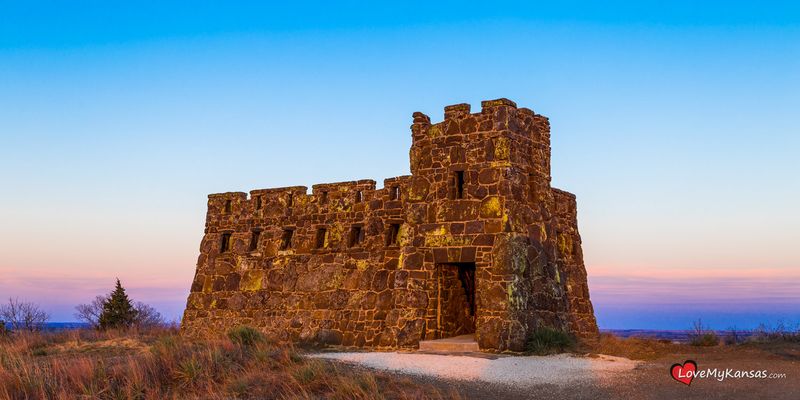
[181,179,412,347]
[552,189,599,337]
[181,98,598,351]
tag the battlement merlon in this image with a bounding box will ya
[481,98,517,109]
[250,186,309,196]
[383,175,412,185]
[311,180,376,195]
[444,103,471,119]
[208,192,247,199]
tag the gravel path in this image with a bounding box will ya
[309,352,640,386]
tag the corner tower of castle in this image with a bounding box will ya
[181,98,598,351]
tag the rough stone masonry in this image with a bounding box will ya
[181,98,598,351]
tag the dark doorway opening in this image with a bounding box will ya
[436,262,476,338]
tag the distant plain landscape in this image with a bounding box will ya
[20,323,763,343]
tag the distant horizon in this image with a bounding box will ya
[25,322,797,334]
[1,2,798,330]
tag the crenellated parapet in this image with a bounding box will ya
[409,98,551,184]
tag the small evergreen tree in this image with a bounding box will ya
[98,279,138,330]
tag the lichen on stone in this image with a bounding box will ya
[241,270,264,291]
[480,196,503,218]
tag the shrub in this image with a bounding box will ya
[227,326,265,346]
[690,332,719,346]
[31,347,47,357]
[0,298,49,332]
[688,319,719,346]
[724,327,742,345]
[74,295,106,329]
[749,321,800,344]
[525,327,575,355]
[133,302,166,329]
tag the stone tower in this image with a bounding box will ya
[181,98,598,351]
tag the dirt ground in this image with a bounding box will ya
[329,343,800,399]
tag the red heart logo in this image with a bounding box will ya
[670,360,698,386]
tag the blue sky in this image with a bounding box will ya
[0,1,798,329]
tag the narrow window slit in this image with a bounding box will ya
[355,191,363,203]
[386,223,400,246]
[220,233,232,253]
[224,200,232,213]
[280,229,294,250]
[249,230,261,251]
[453,171,465,199]
[315,228,327,249]
[349,226,364,247]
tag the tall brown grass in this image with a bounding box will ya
[0,326,454,400]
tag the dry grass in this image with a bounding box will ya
[0,327,454,400]
[580,333,682,360]
[582,325,800,361]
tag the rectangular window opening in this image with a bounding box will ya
[349,226,364,248]
[315,228,327,249]
[224,200,232,213]
[280,229,294,250]
[386,223,400,246]
[355,190,363,203]
[320,191,328,204]
[220,233,232,253]
[453,171,465,199]
[254,196,262,210]
[389,186,400,200]
[249,230,261,251]
[287,193,293,208]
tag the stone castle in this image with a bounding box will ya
[181,98,598,351]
